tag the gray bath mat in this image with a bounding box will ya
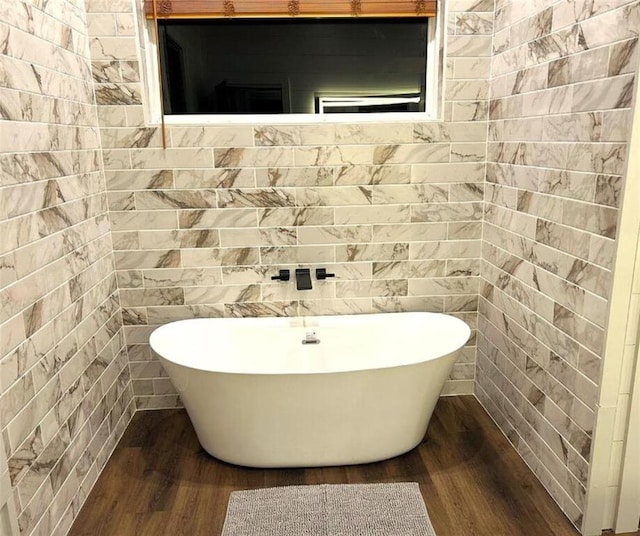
[221,482,437,536]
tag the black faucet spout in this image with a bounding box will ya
[295,268,313,290]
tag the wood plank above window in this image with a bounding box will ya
[144,0,437,19]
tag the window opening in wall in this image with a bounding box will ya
[156,17,429,116]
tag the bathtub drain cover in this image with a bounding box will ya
[221,482,436,536]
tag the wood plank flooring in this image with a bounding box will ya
[70,396,593,536]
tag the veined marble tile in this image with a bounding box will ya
[170,126,253,148]
[372,260,446,280]
[183,285,260,305]
[293,145,375,166]
[214,147,293,168]
[217,188,295,208]
[219,227,297,248]
[256,167,333,187]
[137,230,219,249]
[336,243,409,263]
[334,124,413,144]
[373,144,450,165]
[260,245,335,264]
[254,125,335,146]
[410,240,481,260]
[412,162,485,183]
[258,207,333,227]
[297,186,372,206]
[179,209,257,229]
[335,205,410,225]
[143,268,222,288]
[174,169,255,189]
[335,279,408,298]
[334,165,411,186]
[113,250,180,270]
[181,247,260,268]
[372,222,447,242]
[297,226,372,245]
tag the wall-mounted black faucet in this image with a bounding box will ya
[271,269,290,282]
[316,268,335,280]
[295,268,313,290]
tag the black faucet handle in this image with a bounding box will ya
[271,269,290,282]
[316,268,336,280]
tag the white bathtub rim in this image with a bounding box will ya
[150,312,471,376]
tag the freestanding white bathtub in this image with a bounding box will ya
[149,312,470,468]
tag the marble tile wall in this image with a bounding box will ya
[86,0,495,409]
[476,0,639,530]
[0,1,135,535]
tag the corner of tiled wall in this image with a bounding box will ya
[0,1,135,535]
[477,0,639,530]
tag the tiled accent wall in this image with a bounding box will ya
[476,0,639,530]
[87,0,495,409]
[0,2,134,535]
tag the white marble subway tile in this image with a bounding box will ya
[260,245,336,264]
[175,168,260,189]
[411,162,486,183]
[137,230,219,249]
[449,221,483,239]
[183,285,260,305]
[335,124,413,145]
[588,234,616,270]
[143,268,222,288]
[413,122,487,142]
[335,279,408,298]
[372,222,448,242]
[601,109,633,142]
[220,267,269,285]
[256,167,333,187]
[217,188,295,209]
[258,207,333,227]
[451,57,492,79]
[298,299,372,316]
[297,226,372,245]
[181,247,260,268]
[262,282,335,302]
[214,147,293,168]
[572,74,635,113]
[219,227,297,248]
[410,240,482,260]
[372,260,446,280]
[561,198,618,239]
[293,146,375,166]
[335,205,410,225]
[452,100,489,121]
[171,127,253,148]
[372,296,445,313]
[372,184,448,204]
[254,125,336,146]
[411,202,483,222]
[297,186,372,206]
[334,165,411,185]
[608,37,638,76]
[409,277,480,296]
[179,208,257,229]
[132,148,214,169]
[578,2,640,48]
[447,34,493,56]
[224,302,298,318]
[335,243,409,262]
[373,144,450,165]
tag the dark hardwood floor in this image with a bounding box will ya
[70,396,592,536]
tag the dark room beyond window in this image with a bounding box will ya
[158,18,428,115]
